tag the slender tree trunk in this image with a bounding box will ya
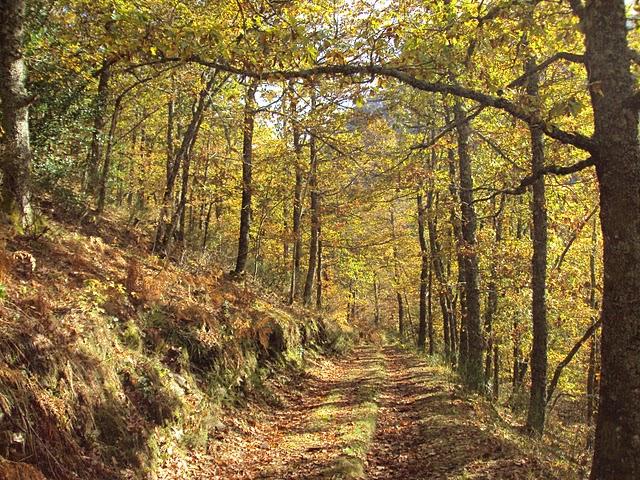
[202,202,213,250]
[303,94,319,305]
[288,87,304,304]
[153,99,176,252]
[0,0,34,231]
[176,135,194,246]
[493,346,499,401]
[397,292,404,338]
[234,81,257,275]
[525,56,549,436]
[427,196,452,359]
[350,286,357,323]
[373,274,380,325]
[417,193,429,351]
[447,149,464,364]
[316,227,322,309]
[156,79,214,255]
[96,97,122,213]
[428,259,434,355]
[547,318,602,408]
[85,59,112,196]
[512,314,525,394]
[485,196,503,393]
[389,205,404,337]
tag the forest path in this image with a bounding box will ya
[158,345,556,480]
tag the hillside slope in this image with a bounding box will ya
[0,211,350,479]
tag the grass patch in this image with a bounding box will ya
[328,348,385,479]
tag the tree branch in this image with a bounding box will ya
[180,57,596,152]
[473,156,595,203]
[546,317,601,405]
[553,206,599,271]
[506,52,585,89]
[410,106,485,150]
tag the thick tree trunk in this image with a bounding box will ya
[234,81,257,275]
[0,0,34,231]
[586,334,598,450]
[580,3,640,477]
[525,57,549,436]
[453,101,483,390]
[417,193,429,351]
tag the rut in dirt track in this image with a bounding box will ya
[365,345,553,480]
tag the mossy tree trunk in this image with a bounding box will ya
[0,0,34,232]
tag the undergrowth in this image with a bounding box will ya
[0,210,354,479]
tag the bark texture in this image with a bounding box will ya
[583,2,640,477]
[234,81,257,274]
[453,101,483,390]
[0,0,34,231]
[525,56,549,436]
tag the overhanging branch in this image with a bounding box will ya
[473,156,596,203]
[506,52,585,88]
[176,56,596,153]
[410,106,485,150]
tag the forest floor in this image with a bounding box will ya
[157,344,567,480]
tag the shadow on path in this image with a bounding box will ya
[365,346,556,480]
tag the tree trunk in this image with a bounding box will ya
[586,334,598,450]
[485,196,503,393]
[390,204,404,337]
[96,96,122,214]
[288,86,304,304]
[525,56,549,436]
[427,195,453,359]
[397,292,404,339]
[316,227,322,309]
[234,81,257,275]
[0,0,34,231]
[153,99,176,251]
[453,101,483,390]
[428,257,434,355]
[302,94,319,305]
[582,3,640,477]
[155,75,216,255]
[586,216,598,448]
[85,59,112,196]
[417,193,429,351]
